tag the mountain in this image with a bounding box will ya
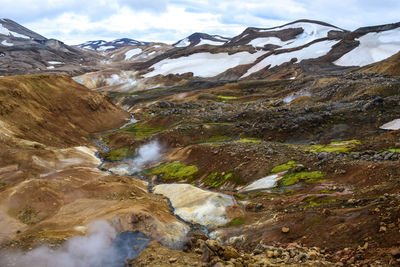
[134,20,400,83]
[0,18,103,76]
[173,32,230,47]
[76,38,149,51]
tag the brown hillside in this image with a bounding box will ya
[359,52,400,76]
[0,74,129,147]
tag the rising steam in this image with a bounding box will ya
[108,140,163,176]
[0,221,149,267]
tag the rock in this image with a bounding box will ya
[267,250,274,258]
[222,246,240,260]
[282,227,290,233]
[391,248,400,258]
[379,226,387,233]
[206,239,221,251]
[169,257,177,263]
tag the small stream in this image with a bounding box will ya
[90,115,209,263]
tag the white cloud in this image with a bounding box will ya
[1,0,399,45]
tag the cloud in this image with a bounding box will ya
[1,0,399,44]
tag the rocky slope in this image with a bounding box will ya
[173,32,230,47]
[76,38,149,52]
[0,19,104,76]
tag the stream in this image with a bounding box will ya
[90,115,209,264]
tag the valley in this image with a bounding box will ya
[0,17,400,266]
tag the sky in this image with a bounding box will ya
[1,0,399,45]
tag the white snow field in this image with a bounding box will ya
[248,22,343,49]
[124,48,142,60]
[143,51,266,78]
[242,40,339,78]
[334,27,400,67]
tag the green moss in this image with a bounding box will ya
[196,135,232,145]
[387,148,400,153]
[217,95,238,101]
[270,161,297,173]
[103,146,134,161]
[302,140,361,153]
[303,196,337,207]
[0,182,5,188]
[198,136,261,146]
[204,172,233,188]
[146,162,198,181]
[278,171,326,187]
[312,189,334,194]
[119,123,163,139]
[232,138,262,143]
[225,217,245,227]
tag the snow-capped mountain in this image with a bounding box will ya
[0,18,103,76]
[76,38,149,51]
[139,20,400,81]
[173,32,230,47]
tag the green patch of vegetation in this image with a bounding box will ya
[146,162,198,181]
[225,217,245,227]
[0,182,5,188]
[303,196,337,207]
[302,140,361,153]
[278,171,326,187]
[270,161,297,173]
[103,146,134,161]
[196,135,232,145]
[119,124,163,139]
[386,148,400,153]
[312,189,335,194]
[204,172,233,188]
[232,138,262,143]
[217,95,239,101]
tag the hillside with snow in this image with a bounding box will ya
[76,38,149,51]
[173,32,230,47]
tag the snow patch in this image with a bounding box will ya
[240,173,285,193]
[196,39,225,46]
[242,40,339,78]
[380,119,400,130]
[97,46,115,51]
[47,61,64,65]
[248,37,288,48]
[0,24,29,39]
[46,66,55,70]
[124,48,142,60]
[1,40,13,46]
[175,38,190,47]
[144,51,266,78]
[259,22,341,49]
[334,27,400,67]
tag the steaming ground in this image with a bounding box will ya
[107,140,164,175]
[0,221,149,267]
